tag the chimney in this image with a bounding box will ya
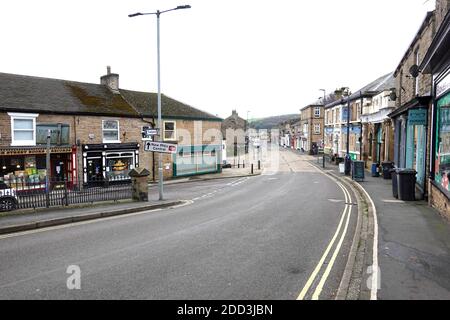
[232,110,238,116]
[100,66,120,94]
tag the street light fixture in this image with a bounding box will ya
[129,5,191,201]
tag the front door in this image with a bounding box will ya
[87,158,103,182]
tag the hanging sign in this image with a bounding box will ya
[408,109,427,126]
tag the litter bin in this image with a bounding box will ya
[371,163,380,177]
[391,168,399,198]
[381,162,395,180]
[397,169,417,201]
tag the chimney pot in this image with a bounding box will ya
[107,66,111,75]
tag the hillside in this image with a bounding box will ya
[249,114,299,130]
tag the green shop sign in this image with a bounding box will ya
[408,109,427,125]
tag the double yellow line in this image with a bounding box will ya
[297,180,353,300]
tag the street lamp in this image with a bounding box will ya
[129,5,191,201]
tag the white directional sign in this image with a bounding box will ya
[144,141,178,154]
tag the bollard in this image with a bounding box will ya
[258,160,261,170]
[323,155,325,168]
[251,164,254,174]
[243,161,245,169]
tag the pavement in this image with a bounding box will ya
[311,155,450,300]
[0,148,356,300]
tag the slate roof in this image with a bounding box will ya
[324,72,395,109]
[120,89,221,121]
[0,72,221,121]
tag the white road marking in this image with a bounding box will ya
[358,183,379,300]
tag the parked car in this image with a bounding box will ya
[0,181,18,211]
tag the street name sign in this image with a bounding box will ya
[144,141,178,154]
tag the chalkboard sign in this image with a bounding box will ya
[352,161,365,182]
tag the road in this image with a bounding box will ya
[0,148,358,300]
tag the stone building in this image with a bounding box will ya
[221,110,248,159]
[299,104,324,154]
[0,68,222,189]
[389,11,435,200]
[420,0,450,217]
[358,72,396,169]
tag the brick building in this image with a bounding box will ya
[0,68,222,189]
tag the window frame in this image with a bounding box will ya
[314,123,321,134]
[314,107,321,118]
[8,113,39,147]
[163,121,177,141]
[102,120,121,143]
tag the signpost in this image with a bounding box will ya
[142,127,159,141]
[144,141,178,154]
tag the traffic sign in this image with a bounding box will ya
[144,141,178,154]
[142,127,159,141]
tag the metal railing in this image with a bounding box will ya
[1,177,132,211]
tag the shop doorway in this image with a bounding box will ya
[87,157,104,182]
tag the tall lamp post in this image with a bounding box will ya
[129,5,191,201]
[344,88,351,175]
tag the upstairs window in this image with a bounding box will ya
[36,123,70,145]
[314,107,321,118]
[102,120,120,143]
[314,124,321,134]
[8,113,38,146]
[164,121,177,141]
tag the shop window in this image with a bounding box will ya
[102,120,120,143]
[105,152,135,181]
[435,92,450,193]
[36,123,70,145]
[8,113,38,146]
[164,121,176,141]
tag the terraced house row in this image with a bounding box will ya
[292,0,450,219]
[0,67,223,189]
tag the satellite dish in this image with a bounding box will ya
[409,65,420,78]
[389,88,397,101]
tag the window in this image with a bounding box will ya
[434,92,450,194]
[105,152,135,181]
[36,123,70,145]
[314,107,321,118]
[164,121,176,141]
[8,113,38,146]
[314,124,321,134]
[102,120,120,143]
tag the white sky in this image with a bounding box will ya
[0,0,436,120]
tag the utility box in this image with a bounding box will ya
[129,168,151,202]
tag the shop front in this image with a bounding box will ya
[82,143,140,186]
[342,125,361,161]
[390,98,430,197]
[0,146,77,191]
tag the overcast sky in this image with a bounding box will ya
[0,0,436,120]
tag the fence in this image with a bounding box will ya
[2,177,132,211]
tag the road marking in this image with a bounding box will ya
[0,201,194,240]
[311,183,352,300]
[297,181,350,300]
[357,183,379,300]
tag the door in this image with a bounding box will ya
[87,158,103,182]
[415,125,426,189]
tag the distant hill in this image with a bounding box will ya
[249,114,299,130]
